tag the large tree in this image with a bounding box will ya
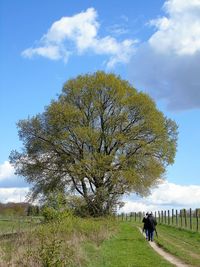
[10,72,178,216]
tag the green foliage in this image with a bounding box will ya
[10,71,178,216]
[35,222,75,267]
[43,191,67,210]
[42,206,58,222]
[27,204,40,216]
[65,195,91,217]
[41,206,71,222]
[41,191,72,222]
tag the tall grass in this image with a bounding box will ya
[0,215,117,267]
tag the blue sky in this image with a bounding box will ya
[0,0,200,210]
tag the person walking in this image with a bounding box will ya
[146,212,157,241]
[142,212,149,240]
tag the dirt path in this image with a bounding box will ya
[138,227,191,267]
[156,231,200,260]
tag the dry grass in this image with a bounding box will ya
[0,216,117,267]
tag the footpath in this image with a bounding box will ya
[138,227,190,267]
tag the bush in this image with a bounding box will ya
[42,206,71,222]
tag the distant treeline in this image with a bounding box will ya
[0,202,40,216]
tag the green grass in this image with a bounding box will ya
[129,216,200,266]
[154,224,200,266]
[0,216,41,234]
[84,222,174,267]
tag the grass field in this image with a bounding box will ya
[154,224,200,266]
[85,222,174,267]
[122,217,200,266]
[0,216,41,235]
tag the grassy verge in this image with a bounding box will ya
[4,216,194,267]
[84,222,174,267]
[0,216,117,267]
[154,224,200,266]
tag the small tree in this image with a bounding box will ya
[10,72,178,216]
[27,205,33,216]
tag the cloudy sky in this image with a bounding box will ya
[0,0,200,212]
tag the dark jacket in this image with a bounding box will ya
[142,216,148,230]
[146,214,157,230]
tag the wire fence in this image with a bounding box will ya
[117,208,200,232]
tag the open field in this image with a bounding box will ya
[1,216,200,266]
[0,216,42,235]
[0,217,174,267]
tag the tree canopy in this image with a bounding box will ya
[10,72,178,216]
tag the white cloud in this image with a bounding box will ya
[0,161,14,181]
[0,187,29,203]
[149,0,200,55]
[120,181,200,213]
[120,201,157,213]
[129,0,200,110]
[164,0,200,15]
[0,161,29,188]
[107,23,129,36]
[148,181,200,206]
[22,45,67,61]
[22,7,137,68]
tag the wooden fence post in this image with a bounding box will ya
[123,207,199,232]
[180,210,182,228]
[168,210,170,225]
[196,209,199,232]
[184,209,187,229]
[189,208,192,230]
